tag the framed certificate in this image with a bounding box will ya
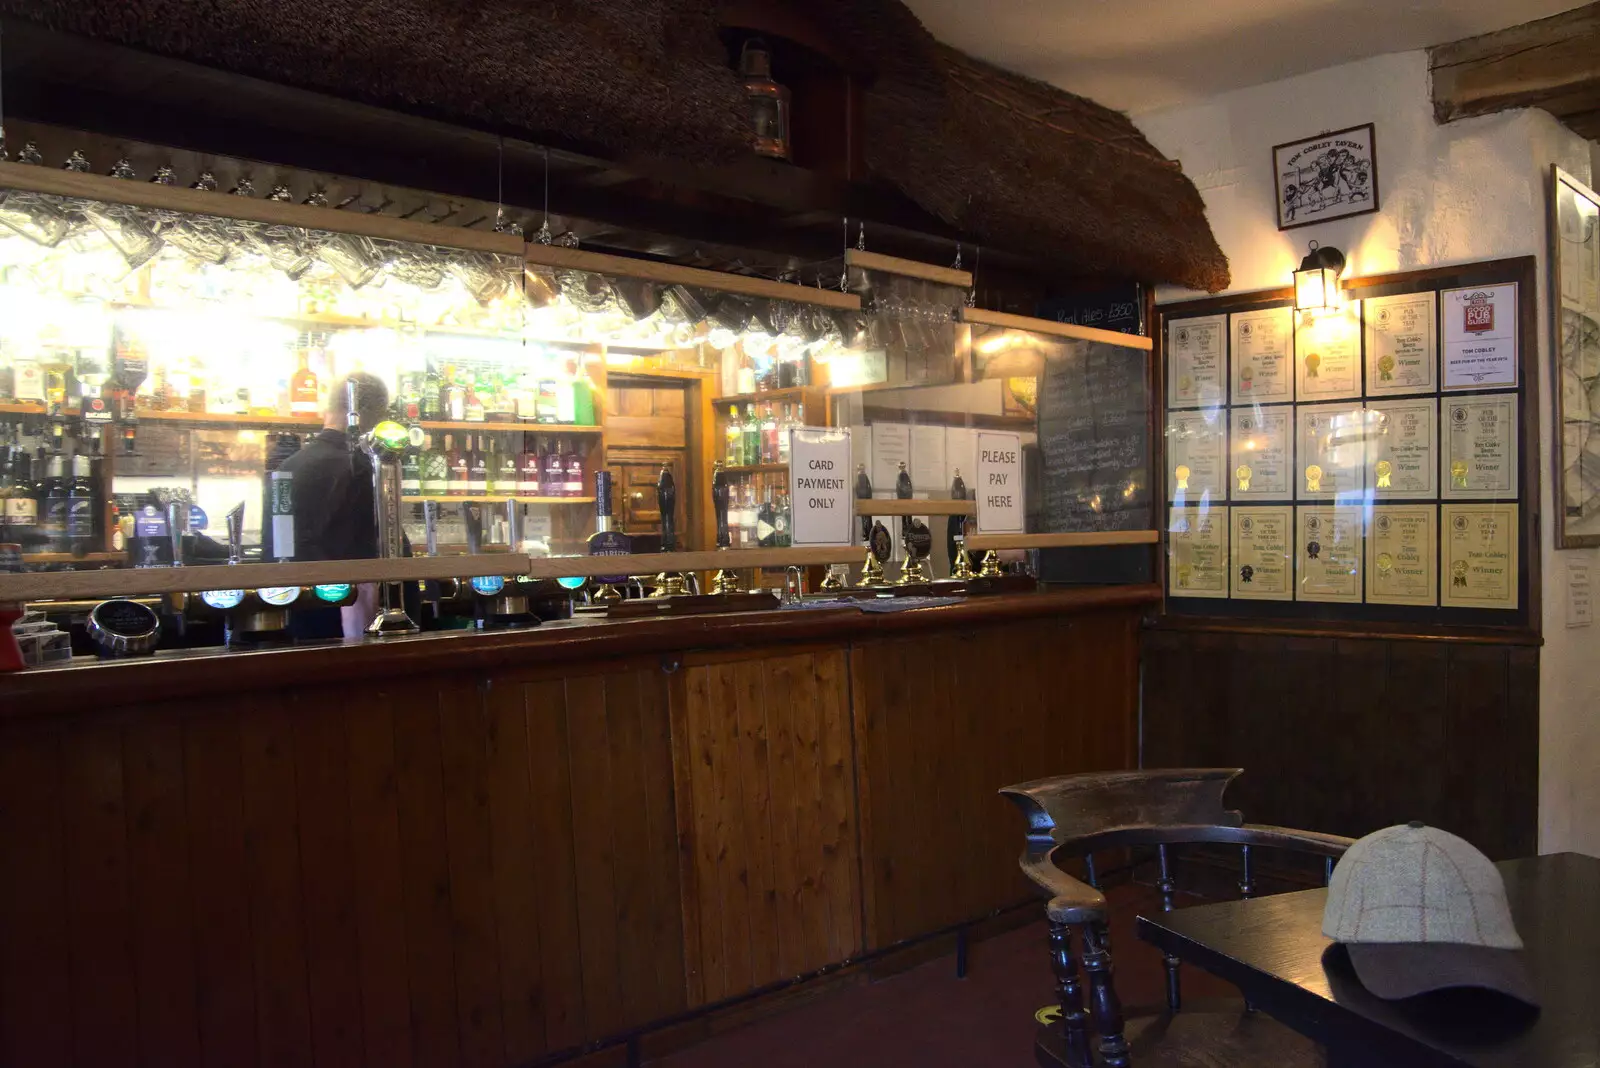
[1231,307,1293,404]
[1294,303,1362,401]
[1296,402,1367,500]
[1364,291,1436,395]
[1231,506,1294,600]
[1366,398,1437,498]
[1229,406,1292,499]
[1167,410,1227,503]
[1441,395,1518,500]
[1166,314,1226,410]
[1442,504,1518,609]
[1367,505,1437,606]
[1297,505,1363,603]
[1168,505,1229,599]
[1442,284,1518,390]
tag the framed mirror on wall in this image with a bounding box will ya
[1551,166,1600,548]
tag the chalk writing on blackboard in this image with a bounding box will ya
[1037,340,1151,532]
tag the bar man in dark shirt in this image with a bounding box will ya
[278,371,388,637]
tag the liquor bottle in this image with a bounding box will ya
[400,440,423,497]
[564,441,585,498]
[0,444,33,546]
[777,402,793,464]
[587,470,631,557]
[724,406,743,467]
[464,376,486,422]
[518,435,542,497]
[492,436,519,496]
[289,339,319,416]
[398,374,423,424]
[761,403,779,465]
[467,434,489,495]
[736,346,757,395]
[421,364,442,420]
[445,434,469,496]
[419,434,448,497]
[756,484,777,548]
[742,403,760,467]
[262,432,301,561]
[66,455,96,555]
[572,363,596,425]
[543,438,566,498]
[41,452,68,552]
[442,366,467,422]
[775,488,791,547]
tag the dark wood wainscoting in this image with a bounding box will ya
[1141,626,1538,860]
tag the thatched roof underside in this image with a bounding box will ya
[0,0,1230,291]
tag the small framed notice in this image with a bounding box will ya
[1166,314,1226,410]
[1366,398,1437,499]
[1294,303,1362,402]
[975,430,1024,533]
[1167,410,1227,503]
[787,427,854,546]
[1441,503,1518,609]
[1231,307,1293,404]
[1296,505,1363,603]
[1366,505,1437,606]
[1364,291,1436,395]
[1229,406,1293,499]
[1441,395,1518,500]
[1230,506,1294,601]
[1442,284,1518,390]
[1168,505,1228,599]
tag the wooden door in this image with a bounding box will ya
[606,376,690,547]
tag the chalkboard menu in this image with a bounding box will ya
[1037,340,1152,531]
[1036,284,1145,335]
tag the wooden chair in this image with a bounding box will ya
[1000,768,1355,1068]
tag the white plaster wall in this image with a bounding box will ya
[1137,50,1600,857]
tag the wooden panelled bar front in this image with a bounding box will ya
[0,587,1151,1067]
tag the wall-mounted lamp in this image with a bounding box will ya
[1294,241,1346,311]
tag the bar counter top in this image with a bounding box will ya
[1,584,1160,711]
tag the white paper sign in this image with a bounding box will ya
[1443,284,1518,389]
[976,430,1024,533]
[787,427,854,546]
[1568,562,1593,627]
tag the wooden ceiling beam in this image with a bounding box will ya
[1430,3,1600,136]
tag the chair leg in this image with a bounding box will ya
[1048,919,1093,1068]
[1082,922,1130,1068]
[1156,844,1181,1013]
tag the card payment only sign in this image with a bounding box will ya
[976,431,1024,533]
[788,427,854,545]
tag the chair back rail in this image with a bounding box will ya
[1000,768,1356,1068]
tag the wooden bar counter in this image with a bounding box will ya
[0,586,1154,1067]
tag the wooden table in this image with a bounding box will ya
[1136,853,1600,1068]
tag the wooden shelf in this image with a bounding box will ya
[965,530,1159,550]
[712,388,817,408]
[402,496,594,505]
[721,463,789,474]
[419,420,602,434]
[136,409,320,428]
[0,402,47,416]
[19,552,125,565]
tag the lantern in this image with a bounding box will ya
[1294,241,1346,310]
[740,39,791,161]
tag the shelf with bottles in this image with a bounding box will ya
[710,386,825,408]
[417,420,602,434]
[714,395,817,470]
[402,496,594,505]
[721,463,789,475]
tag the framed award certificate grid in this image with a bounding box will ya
[1231,506,1294,600]
[1441,394,1518,500]
[1296,505,1363,603]
[1366,397,1438,499]
[1364,291,1437,395]
[1294,302,1362,402]
[1442,504,1518,609]
[1367,505,1437,606]
[1295,402,1367,500]
[1229,405,1292,499]
[1231,307,1293,404]
[1168,505,1229,598]
[1166,314,1226,410]
[1157,253,1534,630]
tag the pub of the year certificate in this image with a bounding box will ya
[1441,395,1518,500]
[1168,505,1228,599]
[1167,314,1225,409]
[1367,398,1438,498]
[1231,307,1293,404]
[1367,505,1437,606]
[1442,284,1518,390]
[1364,291,1437,395]
[1231,505,1293,600]
[1296,402,1366,500]
[1295,302,1362,401]
[1297,505,1363,603]
[1442,504,1518,609]
[1229,406,1292,499]
[1167,410,1227,502]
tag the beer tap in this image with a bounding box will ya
[710,461,741,595]
[651,463,689,598]
[359,392,418,635]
